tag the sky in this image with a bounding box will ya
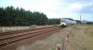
[0,0,93,21]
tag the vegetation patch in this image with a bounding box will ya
[70,25,93,50]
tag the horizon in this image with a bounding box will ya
[0,0,93,21]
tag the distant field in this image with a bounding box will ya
[69,25,93,50]
[0,26,32,32]
[0,25,53,32]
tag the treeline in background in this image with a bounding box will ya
[0,6,60,26]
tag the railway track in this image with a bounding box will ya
[0,26,59,50]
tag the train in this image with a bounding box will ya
[59,18,77,27]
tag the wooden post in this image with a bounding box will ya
[56,44,62,50]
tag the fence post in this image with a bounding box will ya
[56,44,62,50]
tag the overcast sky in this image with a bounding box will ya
[0,0,93,21]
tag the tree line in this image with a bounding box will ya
[0,6,60,26]
[47,19,60,25]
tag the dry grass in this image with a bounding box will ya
[15,25,93,50]
[16,30,64,50]
[0,25,49,32]
[0,26,31,32]
[69,25,93,50]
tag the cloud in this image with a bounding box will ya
[0,0,93,21]
[63,0,93,3]
[63,0,93,14]
[79,3,93,14]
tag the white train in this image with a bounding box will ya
[59,18,77,27]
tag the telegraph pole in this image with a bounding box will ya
[80,15,81,21]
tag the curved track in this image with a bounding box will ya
[0,26,59,50]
